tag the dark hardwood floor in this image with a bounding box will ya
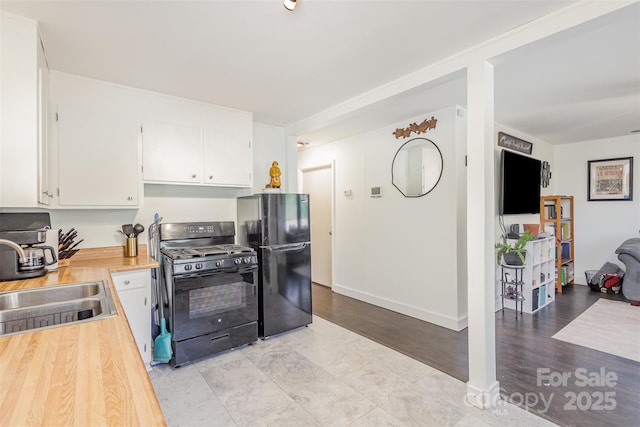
[312,283,640,427]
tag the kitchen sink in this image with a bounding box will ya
[0,281,117,336]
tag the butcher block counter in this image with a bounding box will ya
[0,247,166,426]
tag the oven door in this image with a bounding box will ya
[171,267,258,342]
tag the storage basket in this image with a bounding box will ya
[585,270,598,285]
[585,269,602,292]
[585,268,623,294]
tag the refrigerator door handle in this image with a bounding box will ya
[260,242,309,252]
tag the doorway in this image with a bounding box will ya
[302,165,332,287]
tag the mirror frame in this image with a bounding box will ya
[391,137,444,198]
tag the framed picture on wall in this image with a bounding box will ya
[587,157,633,201]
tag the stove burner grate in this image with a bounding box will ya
[162,244,255,261]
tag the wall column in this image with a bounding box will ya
[466,60,499,409]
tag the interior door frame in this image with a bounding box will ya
[299,161,335,288]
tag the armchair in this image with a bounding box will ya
[615,237,640,305]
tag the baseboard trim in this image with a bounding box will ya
[466,381,501,409]
[332,283,467,331]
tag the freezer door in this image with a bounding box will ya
[262,193,310,246]
[237,195,261,248]
[260,242,312,338]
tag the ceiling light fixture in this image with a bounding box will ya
[283,0,297,11]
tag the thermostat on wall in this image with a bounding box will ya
[370,186,382,198]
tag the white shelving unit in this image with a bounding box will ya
[500,236,555,314]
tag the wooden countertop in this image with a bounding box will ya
[0,250,166,426]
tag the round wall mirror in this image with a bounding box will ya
[391,137,443,198]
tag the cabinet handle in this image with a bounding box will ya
[127,196,133,201]
[144,297,147,306]
[209,175,213,180]
[124,280,130,285]
[144,344,147,352]
[192,174,197,179]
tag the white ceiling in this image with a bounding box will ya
[2,0,639,146]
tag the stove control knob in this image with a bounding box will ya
[184,264,192,271]
[243,257,251,264]
[234,258,242,265]
[216,260,223,267]
[195,263,202,270]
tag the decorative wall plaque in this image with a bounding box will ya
[498,132,533,155]
[392,116,437,139]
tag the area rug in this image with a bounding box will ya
[552,299,640,362]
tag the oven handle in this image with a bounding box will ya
[210,333,230,343]
[173,265,259,279]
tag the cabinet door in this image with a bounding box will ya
[0,14,39,207]
[112,270,151,367]
[37,37,51,205]
[203,109,252,187]
[118,287,151,365]
[57,104,139,206]
[142,119,202,184]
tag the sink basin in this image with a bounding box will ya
[0,282,102,310]
[0,281,117,336]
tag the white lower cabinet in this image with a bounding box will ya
[111,270,151,368]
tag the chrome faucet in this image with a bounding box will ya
[0,239,27,262]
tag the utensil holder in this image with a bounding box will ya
[124,237,138,257]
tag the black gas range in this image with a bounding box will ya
[158,222,258,367]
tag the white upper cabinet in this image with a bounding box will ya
[0,13,45,207]
[142,119,202,184]
[56,103,140,207]
[203,108,252,187]
[49,71,253,202]
[142,108,253,188]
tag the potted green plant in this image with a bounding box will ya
[495,230,535,265]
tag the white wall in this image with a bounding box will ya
[491,124,555,305]
[494,123,556,234]
[299,106,468,330]
[554,134,640,284]
[253,123,288,193]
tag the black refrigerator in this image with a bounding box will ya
[237,193,312,338]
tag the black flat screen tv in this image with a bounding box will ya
[499,149,541,215]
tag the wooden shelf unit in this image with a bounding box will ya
[540,195,574,293]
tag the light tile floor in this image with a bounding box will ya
[149,316,558,426]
